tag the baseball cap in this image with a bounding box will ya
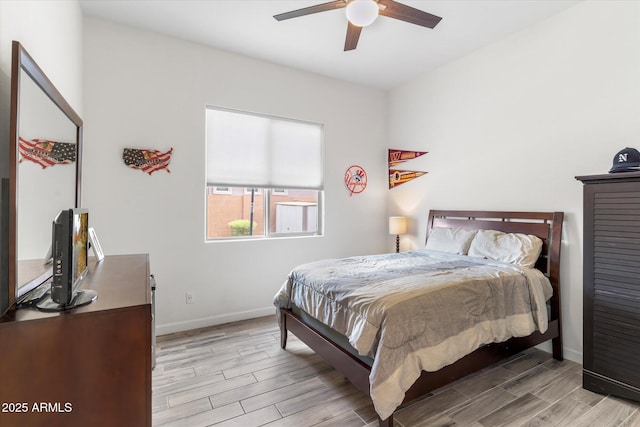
[609,147,640,173]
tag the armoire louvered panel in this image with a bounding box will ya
[577,173,640,402]
[592,298,640,385]
[594,248,640,268]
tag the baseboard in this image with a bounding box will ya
[562,346,582,364]
[536,341,582,364]
[584,370,640,402]
[156,306,275,336]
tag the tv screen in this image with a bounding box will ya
[51,208,88,306]
[71,210,88,286]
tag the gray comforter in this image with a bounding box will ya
[273,250,553,420]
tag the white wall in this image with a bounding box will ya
[388,0,640,363]
[82,17,389,334]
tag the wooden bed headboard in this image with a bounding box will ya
[426,210,564,323]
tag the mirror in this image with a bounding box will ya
[6,41,82,311]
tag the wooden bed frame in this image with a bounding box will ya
[279,210,564,426]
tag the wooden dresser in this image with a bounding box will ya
[576,172,640,402]
[0,254,152,427]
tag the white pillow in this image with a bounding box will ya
[425,227,478,255]
[467,229,543,268]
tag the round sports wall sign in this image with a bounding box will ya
[344,165,367,196]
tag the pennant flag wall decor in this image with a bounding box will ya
[123,147,173,175]
[388,149,428,189]
[388,149,428,167]
[18,137,76,169]
[389,169,428,188]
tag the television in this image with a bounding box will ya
[34,208,96,311]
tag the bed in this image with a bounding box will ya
[274,210,564,426]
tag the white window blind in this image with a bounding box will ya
[206,107,323,189]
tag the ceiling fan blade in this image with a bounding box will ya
[344,22,362,51]
[378,0,442,28]
[274,0,346,21]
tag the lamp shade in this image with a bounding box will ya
[345,0,379,27]
[389,216,407,235]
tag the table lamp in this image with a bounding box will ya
[389,216,407,253]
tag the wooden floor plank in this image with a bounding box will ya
[252,352,323,382]
[211,374,299,409]
[167,373,257,407]
[519,397,592,427]
[260,404,337,427]
[240,376,327,413]
[161,402,245,427]
[477,393,550,427]
[531,365,582,403]
[210,405,282,427]
[395,388,469,426]
[452,365,519,398]
[275,378,356,417]
[153,397,213,426]
[154,371,226,399]
[446,387,519,425]
[193,351,272,377]
[566,397,638,427]
[311,409,367,427]
[620,409,640,427]
[501,365,564,397]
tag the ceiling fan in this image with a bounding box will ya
[274,0,442,51]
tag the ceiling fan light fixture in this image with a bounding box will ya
[345,0,379,27]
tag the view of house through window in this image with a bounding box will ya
[206,187,319,239]
[205,107,323,240]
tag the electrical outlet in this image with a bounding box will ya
[186,292,195,304]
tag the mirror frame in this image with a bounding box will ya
[7,41,83,312]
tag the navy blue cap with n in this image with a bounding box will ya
[609,147,640,173]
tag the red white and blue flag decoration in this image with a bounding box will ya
[123,147,173,175]
[18,137,76,169]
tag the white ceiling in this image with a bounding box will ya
[79,0,581,90]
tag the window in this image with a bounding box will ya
[205,107,323,240]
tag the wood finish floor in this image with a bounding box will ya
[152,315,640,427]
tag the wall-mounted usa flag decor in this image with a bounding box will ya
[18,137,76,168]
[123,147,173,175]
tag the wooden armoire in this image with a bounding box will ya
[576,171,640,401]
